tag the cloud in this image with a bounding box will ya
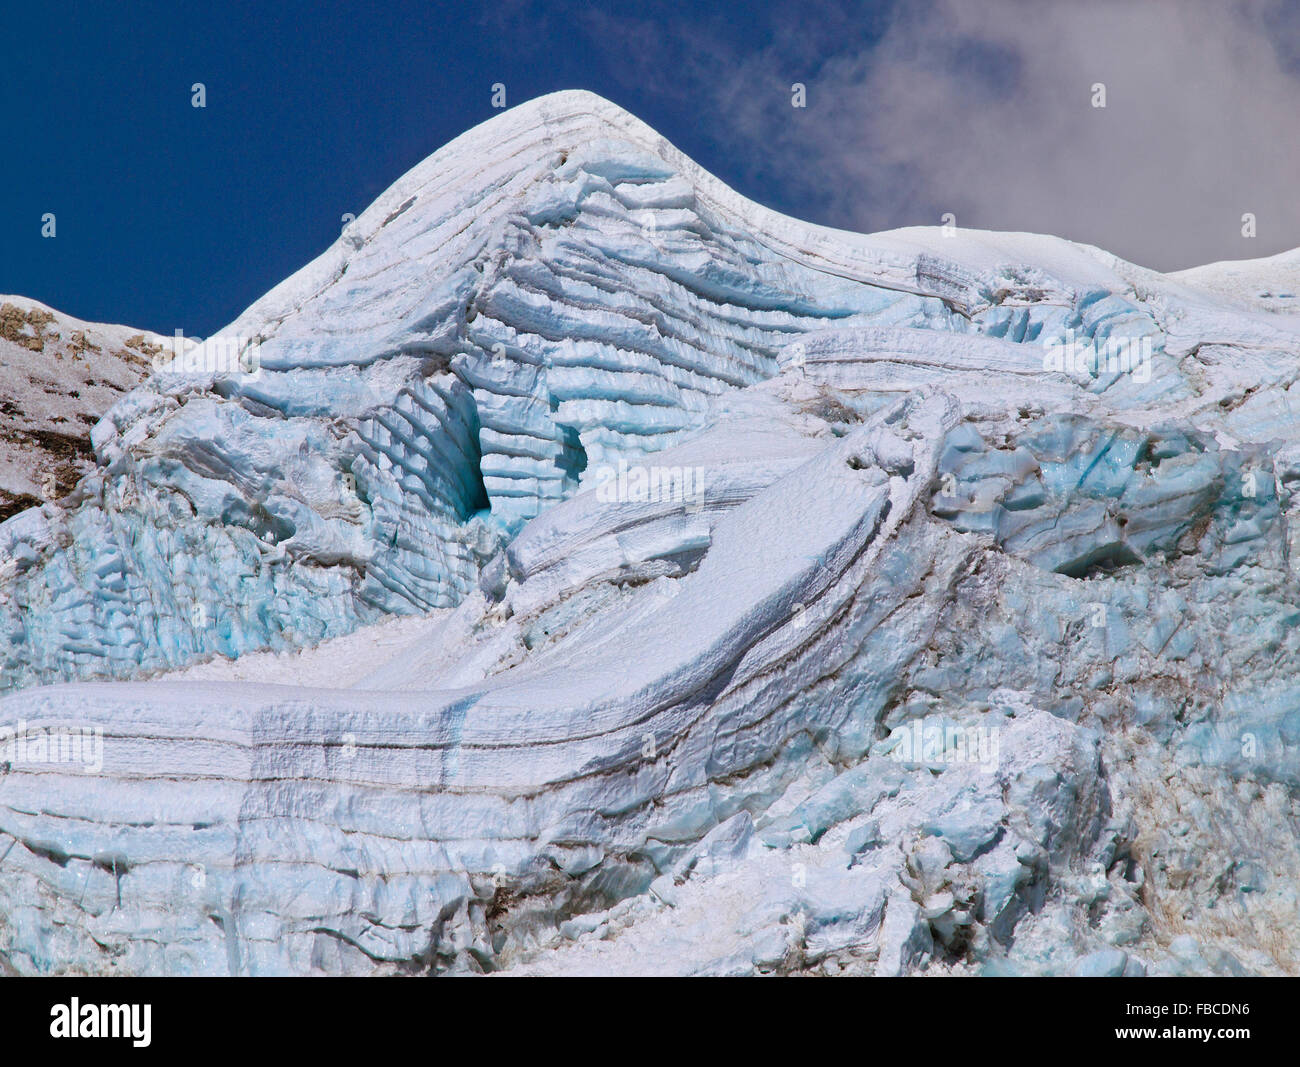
[582,0,1300,271]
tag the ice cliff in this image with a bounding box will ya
[1,91,1299,976]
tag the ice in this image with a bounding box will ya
[2,91,1300,976]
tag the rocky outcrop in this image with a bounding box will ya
[0,297,159,522]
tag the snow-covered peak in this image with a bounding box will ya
[0,90,1296,695]
[227,89,1264,346]
[3,92,1300,977]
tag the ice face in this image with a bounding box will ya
[2,91,1300,976]
[0,96,967,692]
[4,92,1275,694]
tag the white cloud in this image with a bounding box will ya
[586,0,1300,270]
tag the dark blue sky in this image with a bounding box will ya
[1,1,893,335]
[5,1,1298,335]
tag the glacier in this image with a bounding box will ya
[1,90,1299,976]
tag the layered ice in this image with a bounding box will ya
[1,91,1300,976]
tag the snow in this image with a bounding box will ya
[148,611,451,688]
[1172,246,1300,313]
[2,91,1300,976]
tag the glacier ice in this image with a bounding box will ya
[1,91,1300,976]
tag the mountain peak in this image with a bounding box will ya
[4,89,1300,977]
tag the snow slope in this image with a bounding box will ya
[1173,247,1300,315]
[1,91,1300,976]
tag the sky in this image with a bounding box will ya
[3,0,1299,336]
